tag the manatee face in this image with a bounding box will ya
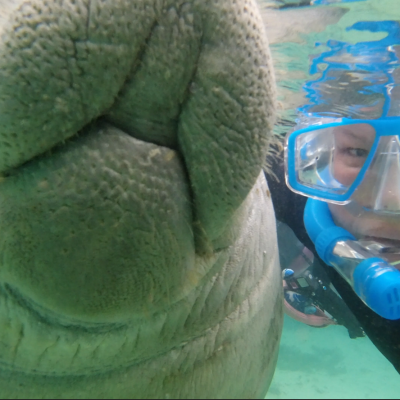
[0,0,283,398]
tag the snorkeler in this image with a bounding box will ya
[268,117,400,373]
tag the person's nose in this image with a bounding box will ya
[364,137,400,213]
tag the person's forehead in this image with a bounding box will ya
[333,123,375,141]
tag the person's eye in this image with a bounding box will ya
[344,148,369,158]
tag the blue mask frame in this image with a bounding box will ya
[285,116,400,203]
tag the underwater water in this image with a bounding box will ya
[267,316,400,398]
[260,0,400,133]
[261,0,400,398]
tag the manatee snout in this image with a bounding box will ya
[0,0,275,322]
[0,0,282,397]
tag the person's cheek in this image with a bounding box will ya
[333,156,360,187]
[333,157,351,186]
[329,203,362,238]
[329,202,400,241]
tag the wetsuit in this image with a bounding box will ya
[267,149,400,374]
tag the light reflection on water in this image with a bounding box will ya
[260,0,400,135]
[260,0,400,398]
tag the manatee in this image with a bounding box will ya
[0,0,283,398]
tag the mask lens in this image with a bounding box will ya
[295,123,376,195]
[354,135,400,214]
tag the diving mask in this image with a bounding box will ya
[285,117,400,214]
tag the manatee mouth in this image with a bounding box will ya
[0,274,196,377]
[1,283,126,334]
[0,280,157,377]
[0,278,149,377]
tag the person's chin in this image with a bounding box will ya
[362,232,400,245]
[328,203,400,243]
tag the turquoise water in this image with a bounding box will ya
[268,316,400,398]
[261,0,400,398]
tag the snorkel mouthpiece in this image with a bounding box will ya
[304,198,400,320]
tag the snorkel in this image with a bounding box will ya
[304,198,400,320]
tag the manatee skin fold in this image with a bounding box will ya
[0,0,283,398]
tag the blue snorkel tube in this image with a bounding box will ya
[304,198,400,320]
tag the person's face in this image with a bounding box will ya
[329,123,400,243]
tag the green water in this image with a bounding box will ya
[262,0,400,398]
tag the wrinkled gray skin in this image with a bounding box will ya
[0,0,283,398]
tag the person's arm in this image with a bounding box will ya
[277,219,364,338]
